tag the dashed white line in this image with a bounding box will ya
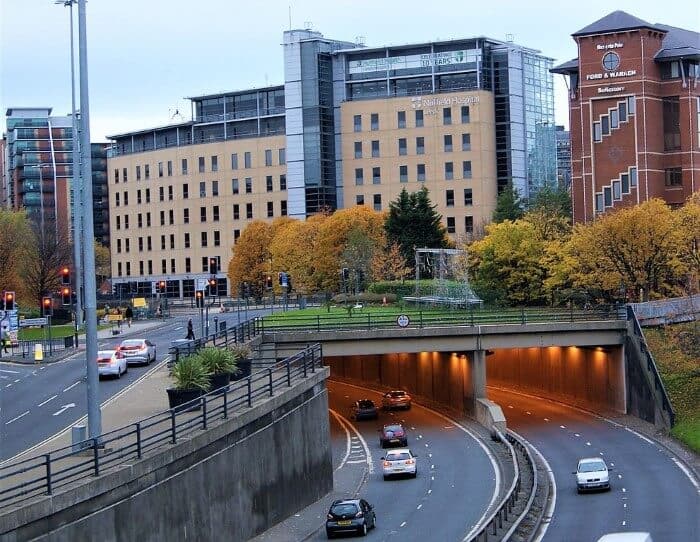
[544,418,550,422]
[560,425,566,429]
[416,504,422,510]
[622,487,626,493]
[63,381,80,392]
[431,464,435,469]
[13,379,20,383]
[624,427,655,445]
[37,394,58,407]
[5,410,30,425]
[427,489,432,495]
[586,442,591,446]
[5,384,12,388]
[526,411,532,415]
[574,433,580,437]
[622,521,626,526]
[400,521,407,528]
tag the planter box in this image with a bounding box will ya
[231,358,252,381]
[167,388,203,412]
[208,372,231,394]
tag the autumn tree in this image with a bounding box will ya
[492,183,524,223]
[0,210,32,302]
[22,220,73,308]
[227,220,274,298]
[370,241,411,282]
[675,193,700,294]
[341,227,379,294]
[94,241,111,290]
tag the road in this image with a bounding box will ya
[488,387,700,542]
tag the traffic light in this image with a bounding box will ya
[266,275,273,289]
[42,296,53,317]
[208,278,217,295]
[195,289,204,308]
[61,266,71,286]
[341,268,349,281]
[61,286,71,306]
[3,291,15,311]
[209,257,218,275]
[158,280,166,294]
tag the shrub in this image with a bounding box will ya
[170,354,212,391]
[228,342,252,361]
[196,347,237,374]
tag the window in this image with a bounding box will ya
[462,161,472,179]
[125,238,130,252]
[170,259,176,273]
[464,216,473,234]
[214,231,221,247]
[246,203,253,219]
[619,100,627,122]
[265,149,272,166]
[168,210,173,225]
[445,162,454,180]
[281,200,287,216]
[213,205,220,221]
[114,168,120,183]
[212,180,219,196]
[181,159,188,175]
[144,164,150,179]
[601,115,610,136]
[231,153,238,170]
[139,261,144,275]
[183,208,190,224]
[266,176,273,192]
[201,257,208,272]
[630,167,637,187]
[279,148,286,165]
[185,257,191,273]
[461,106,470,123]
[201,232,208,247]
[244,152,251,168]
[595,193,604,213]
[158,162,163,177]
[211,155,218,172]
[354,141,362,159]
[199,181,206,198]
[664,167,682,187]
[610,109,619,129]
[147,236,152,250]
[159,235,165,250]
[353,114,362,132]
[233,204,240,220]
[613,180,622,200]
[663,97,681,150]
[115,192,120,207]
[462,133,471,151]
[399,165,408,183]
[170,234,175,250]
[444,134,453,152]
[604,186,612,207]
[398,138,407,156]
[446,189,454,206]
[125,262,131,276]
[355,168,364,185]
[443,107,452,125]
[123,192,129,206]
[593,122,602,142]
[373,193,382,211]
[138,213,143,227]
[146,212,151,226]
[415,110,424,127]
[117,239,122,253]
[167,161,172,176]
[198,156,205,173]
[161,260,166,274]
[417,164,426,182]
[200,207,207,222]
[397,111,406,129]
[124,215,130,229]
[245,177,252,194]
[232,178,239,194]
[464,188,473,206]
[123,168,128,182]
[233,230,240,243]
[267,201,274,217]
[628,96,635,115]
[371,140,380,157]
[280,174,286,190]
[136,165,141,180]
[446,217,455,233]
[621,173,630,193]
[356,195,364,205]
[372,167,381,184]
[416,137,425,155]
[371,113,379,130]
[157,187,163,202]
[168,185,173,201]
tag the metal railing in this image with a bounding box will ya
[0,343,323,510]
[168,317,258,364]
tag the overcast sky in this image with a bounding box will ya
[1,0,698,141]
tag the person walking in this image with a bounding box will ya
[125,306,133,328]
[186,318,195,340]
[1,328,10,354]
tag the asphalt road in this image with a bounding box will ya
[488,387,700,542]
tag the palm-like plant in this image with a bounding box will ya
[170,354,212,391]
[197,347,237,375]
[228,342,252,361]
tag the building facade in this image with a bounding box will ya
[552,11,700,223]
[555,125,572,190]
[108,29,556,297]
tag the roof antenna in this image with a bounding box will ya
[288,5,292,30]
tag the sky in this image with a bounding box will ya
[1,0,698,142]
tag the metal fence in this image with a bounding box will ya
[0,343,323,510]
[0,336,75,360]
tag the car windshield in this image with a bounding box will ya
[384,425,403,433]
[386,452,411,461]
[120,340,143,348]
[330,503,358,516]
[579,461,606,472]
[358,400,374,408]
[389,391,406,398]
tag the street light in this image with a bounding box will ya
[27,164,52,234]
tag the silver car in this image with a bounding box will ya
[574,457,611,492]
[97,349,127,378]
[381,448,417,480]
[118,339,156,365]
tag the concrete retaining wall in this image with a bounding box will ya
[1,369,332,542]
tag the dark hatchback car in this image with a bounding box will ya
[379,423,408,448]
[326,498,376,538]
[351,399,379,420]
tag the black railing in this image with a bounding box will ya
[0,343,323,510]
[168,317,258,365]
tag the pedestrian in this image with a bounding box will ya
[186,318,195,340]
[156,305,163,318]
[125,306,133,328]
[1,329,10,354]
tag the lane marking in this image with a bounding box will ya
[5,384,12,388]
[624,427,654,445]
[622,488,626,493]
[560,425,566,429]
[544,418,550,422]
[6,410,30,425]
[0,369,20,374]
[329,408,373,474]
[52,403,76,416]
[671,458,700,493]
[345,460,366,464]
[586,442,591,446]
[37,395,58,407]
[13,379,20,383]
[416,504,422,510]
[520,429,557,542]
[400,521,407,528]
[574,433,580,437]
[427,489,432,494]
[622,521,626,526]
[63,381,80,393]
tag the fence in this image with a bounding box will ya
[0,336,75,360]
[0,343,323,511]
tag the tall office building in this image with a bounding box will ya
[555,125,572,190]
[107,28,556,297]
[552,11,699,222]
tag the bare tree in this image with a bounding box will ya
[22,220,73,308]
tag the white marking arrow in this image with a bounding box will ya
[52,403,76,416]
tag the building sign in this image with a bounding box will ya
[348,49,481,74]
[410,94,480,115]
[596,42,624,50]
[585,44,636,81]
[597,86,625,94]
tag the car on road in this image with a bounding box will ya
[117,339,156,365]
[325,498,376,538]
[596,534,653,542]
[381,447,417,480]
[574,457,611,493]
[97,349,127,378]
[351,399,379,420]
[379,423,408,448]
[381,390,412,410]
[220,301,236,313]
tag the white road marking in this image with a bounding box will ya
[37,395,58,407]
[329,409,352,471]
[330,409,373,474]
[586,442,591,446]
[425,443,429,447]
[622,521,626,526]
[522,430,557,542]
[431,475,434,480]
[618,474,622,479]
[13,379,20,383]
[560,425,566,429]
[52,403,76,416]
[417,434,423,439]
[622,487,626,493]
[427,489,432,494]
[671,457,700,493]
[6,410,30,425]
[508,405,513,409]
[544,418,549,422]
[624,427,654,445]
[431,464,435,469]
[428,453,432,458]
[63,381,80,392]
[0,369,20,374]
[574,433,580,437]
[416,504,422,510]
[624,503,627,508]
[5,384,12,388]
[526,411,531,415]
[400,522,406,528]
[611,462,615,466]
[345,459,366,464]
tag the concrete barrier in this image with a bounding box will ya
[476,398,507,438]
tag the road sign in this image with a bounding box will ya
[196,277,208,291]
[19,317,49,327]
[396,314,411,328]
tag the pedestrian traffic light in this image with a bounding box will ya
[61,266,71,286]
[209,257,218,275]
[3,291,15,311]
[61,287,71,306]
[42,296,53,317]
[195,289,204,308]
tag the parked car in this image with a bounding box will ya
[381,390,412,410]
[117,339,156,365]
[220,301,236,313]
[574,457,611,493]
[379,423,408,448]
[325,498,376,538]
[97,349,127,378]
[381,448,417,480]
[351,399,379,420]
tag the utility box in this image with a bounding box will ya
[71,424,89,453]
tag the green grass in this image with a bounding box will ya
[644,322,700,453]
[18,324,111,340]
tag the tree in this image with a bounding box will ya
[675,193,700,294]
[370,241,411,282]
[227,220,273,298]
[492,183,524,223]
[529,185,572,219]
[94,241,111,289]
[22,220,73,308]
[0,210,32,302]
[341,227,379,294]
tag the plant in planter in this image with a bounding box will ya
[197,347,237,392]
[167,354,212,412]
[228,342,253,380]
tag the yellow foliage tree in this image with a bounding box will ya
[675,193,700,293]
[227,220,274,298]
[370,241,412,282]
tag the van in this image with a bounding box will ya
[596,533,653,542]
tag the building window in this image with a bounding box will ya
[116,216,121,230]
[266,176,273,192]
[246,203,253,219]
[158,162,163,177]
[123,192,129,205]
[372,167,381,184]
[398,138,407,156]
[231,153,238,170]
[232,178,239,194]
[201,257,208,272]
[280,174,286,190]
[399,165,408,183]
[183,208,189,224]
[212,180,219,196]
[417,164,426,182]
[371,140,380,158]
[170,233,175,249]
[211,155,218,172]
[144,164,150,179]
[462,133,471,151]
[233,229,240,243]
[462,161,472,179]
[604,186,612,207]
[168,210,173,225]
[445,162,454,180]
[160,260,166,274]
[125,262,131,276]
[464,188,473,206]
[245,177,252,194]
[214,231,221,247]
[146,212,151,226]
[136,165,141,180]
[593,122,602,142]
[601,115,609,136]
[355,168,364,185]
[159,235,165,250]
[117,239,121,253]
[416,137,425,155]
[198,156,205,173]
[415,110,424,127]
[168,185,173,200]
[630,166,637,187]
[115,168,120,183]
[233,204,240,220]
[199,181,206,198]
[444,134,453,152]
[619,100,627,122]
[356,195,364,205]
[137,212,143,227]
[279,148,286,165]
[123,168,128,182]
[371,113,379,130]
[265,149,272,166]
[170,259,176,273]
[465,216,473,235]
[117,262,122,277]
[613,180,622,200]
[354,141,362,159]
[353,114,362,132]
[147,236,152,251]
[628,96,636,115]
[443,107,452,125]
[213,205,220,221]
[373,193,382,211]
[446,217,455,233]
[610,109,619,129]
[663,96,681,151]
[185,257,191,273]
[461,106,470,123]
[267,201,274,217]
[446,189,454,207]
[281,200,287,216]
[201,232,208,247]
[664,167,682,187]
[621,173,630,193]
[398,110,406,129]
[115,193,120,207]
[167,160,172,176]
[244,152,251,168]
[157,187,163,201]
[181,159,188,175]
[200,207,207,222]
[124,215,129,229]
[125,238,130,251]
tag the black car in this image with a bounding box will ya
[351,399,379,420]
[326,498,376,538]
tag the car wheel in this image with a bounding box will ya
[411,471,417,478]
[326,530,334,539]
[361,523,367,536]
[383,474,388,481]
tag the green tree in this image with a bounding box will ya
[529,185,572,219]
[492,183,524,223]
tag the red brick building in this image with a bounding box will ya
[552,11,699,223]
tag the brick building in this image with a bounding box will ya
[552,11,699,222]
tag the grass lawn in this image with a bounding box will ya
[644,322,700,453]
[18,324,111,340]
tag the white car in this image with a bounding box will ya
[118,339,156,365]
[97,349,127,378]
[574,457,611,492]
[597,534,653,542]
[381,448,417,480]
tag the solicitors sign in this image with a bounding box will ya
[348,49,481,74]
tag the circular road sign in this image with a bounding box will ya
[396,314,410,328]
